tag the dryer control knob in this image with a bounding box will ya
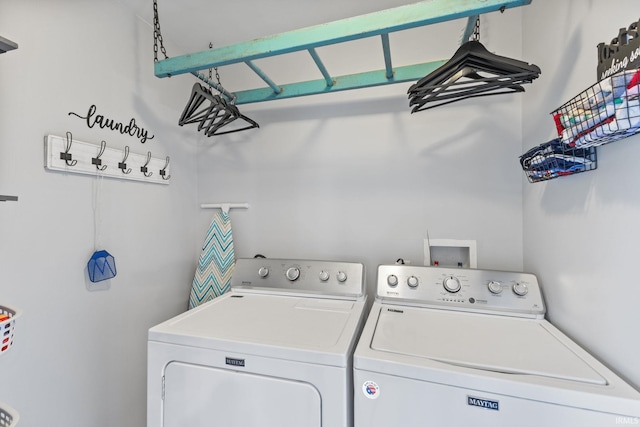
[487,281,503,294]
[258,267,269,278]
[387,275,399,287]
[286,267,301,281]
[443,276,461,293]
[319,270,330,282]
[512,282,528,296]
[336,271,348,283]
[407,276,419,288]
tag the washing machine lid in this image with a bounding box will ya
[371,307,607,385]
[149,292,365,366]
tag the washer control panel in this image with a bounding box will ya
[377,265,545,317]
[231,258,365,299]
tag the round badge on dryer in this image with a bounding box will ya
[362,381,380,399]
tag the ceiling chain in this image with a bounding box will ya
[153,0,169,63]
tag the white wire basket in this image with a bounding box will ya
[0,305,21,355]
[0,404,19,427]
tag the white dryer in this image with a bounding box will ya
[148,258,367,427]
[354,264,640,426]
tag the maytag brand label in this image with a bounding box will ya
[467,396,499,411]
[225,357,245,367]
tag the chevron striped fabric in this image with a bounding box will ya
[189,210,235,309]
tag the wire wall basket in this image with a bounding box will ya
[520,138,597,183]
[0,404,19,427]
[552,68,640,148]
[0,305,21,355]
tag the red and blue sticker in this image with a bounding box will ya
[362,381,380,399]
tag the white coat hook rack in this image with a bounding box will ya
[200,203,249,215]
[44,134,170,185]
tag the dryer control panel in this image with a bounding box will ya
[377,265,545,317]
[231,258,365,300]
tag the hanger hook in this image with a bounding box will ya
[60,131,78,166]
[141,151,153,177]
[160,156,171,180]
[119,146,132,174]
[92,140,108,171]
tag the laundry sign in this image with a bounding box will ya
[597,19,640,80]
[69,104,155,144]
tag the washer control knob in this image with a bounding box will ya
[258,267,269,278]
[513,282,528,296]
[319,270,330,282]
[443,276,461,293]
[336,271,348,283]
[285,267,301,281]
[407,276,419,288]
[487,281,503,294]
[387,275,399,287]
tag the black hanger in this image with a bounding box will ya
[179,84,217,126]
[408,40,540,112]
[411,42,539,89]
[203,96,259,136]
[178,83,259,136]
[198,95,228,133]
[206,114,260,136]
[409,71,529,110]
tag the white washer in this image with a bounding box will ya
[148,258,367,427]
[354,265,640,426]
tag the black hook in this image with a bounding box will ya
[92,140,108,171]
[140,151,153,177]
[160,156,171,180]
[60,131,78,166]
[119,146,132,174]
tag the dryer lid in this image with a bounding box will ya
[149,292,366,366]
[371,307,607,385]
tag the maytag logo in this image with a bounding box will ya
[467,396,499,411]
[225,357,245,367]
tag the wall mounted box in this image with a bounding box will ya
[424,239,477,268]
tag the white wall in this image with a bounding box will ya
[9,0,629,425]
[0,1,199,426]
[196,9,526,296]
[523,0,640,388]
